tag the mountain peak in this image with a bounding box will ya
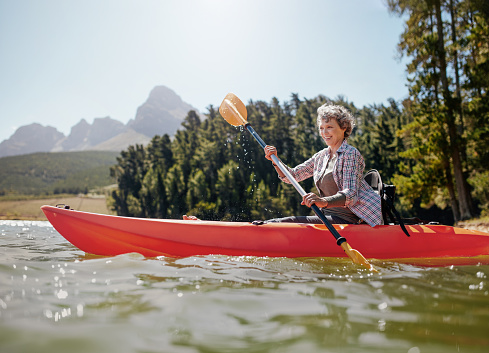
[53,116,127,152]
[128,85,196,137]
[0,123,65,157]
[0,85,198,158]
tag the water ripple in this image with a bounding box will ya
[0,221,488,352]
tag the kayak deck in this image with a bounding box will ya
[41,205,489,265]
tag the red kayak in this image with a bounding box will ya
[41,205,489,266]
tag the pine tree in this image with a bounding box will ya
[386,0,478,220]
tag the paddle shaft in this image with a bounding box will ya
[245,124,346,246]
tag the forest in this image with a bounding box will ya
[108,0,489,225]
[0,151,118,196]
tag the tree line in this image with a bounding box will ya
[109,0,489,224]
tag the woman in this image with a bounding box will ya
[263,103,381,227]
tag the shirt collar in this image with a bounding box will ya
[327,140,348,156]
[337,140,348,153]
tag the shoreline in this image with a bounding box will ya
[0,195,113,221]
[456,220,489,233]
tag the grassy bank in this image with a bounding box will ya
[0,195,114,220]
[457,216,489,233]
[0,151,119,195]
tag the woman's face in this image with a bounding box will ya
[318,117,346,150]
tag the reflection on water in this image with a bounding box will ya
[0,220,488,353]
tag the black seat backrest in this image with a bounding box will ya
[364,169,383,197]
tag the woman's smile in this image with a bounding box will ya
[319,118,347,152]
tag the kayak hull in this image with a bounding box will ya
[41,205,489,265]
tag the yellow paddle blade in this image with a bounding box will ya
[340,242,378,273]
[219,93,248,126]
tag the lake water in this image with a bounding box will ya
[1,220,488,353]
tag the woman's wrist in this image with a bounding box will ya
[322,198,329,208]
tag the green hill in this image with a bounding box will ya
[0,151,120,196]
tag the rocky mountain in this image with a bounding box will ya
[128,85,195,137]
[0,124,65,157]
[0,86,197,158]
[89,129,152,152]
[52,117,127,152]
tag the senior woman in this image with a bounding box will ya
[263,103,381,227]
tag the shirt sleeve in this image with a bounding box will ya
[277,154,316,184]
[337,148,365,207]
[324,192,346,207]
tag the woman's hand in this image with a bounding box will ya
[264,145,278,161]
[301,193,328,208]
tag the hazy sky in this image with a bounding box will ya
[0,0,408,143]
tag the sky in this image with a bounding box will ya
[0,0,408,143]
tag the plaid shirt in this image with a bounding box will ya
[278,140,382,227]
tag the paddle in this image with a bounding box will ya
[219,93,376,272]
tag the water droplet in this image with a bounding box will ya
[408,347,421,353]
[56,289,68,299]
[44,309,53,318]
[77,304,84,317]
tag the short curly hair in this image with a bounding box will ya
[316,104,355,139]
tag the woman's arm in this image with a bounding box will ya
[301,192,346,209]
[264,145,316,183]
